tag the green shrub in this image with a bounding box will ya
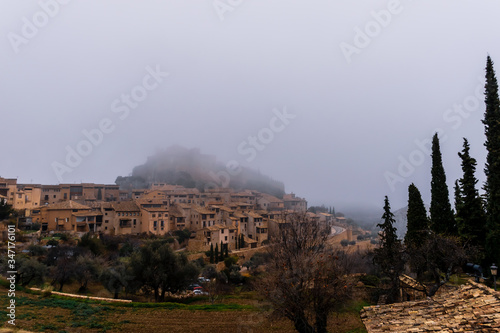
[47,239,59,247]
[359,274,380,287]
[224,256,238,269]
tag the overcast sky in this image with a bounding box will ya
[1,0,499,211]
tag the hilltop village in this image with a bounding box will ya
[0,177,343,252]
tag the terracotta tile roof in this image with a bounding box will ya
[283,194,305,202]
[135,198,169,205]
[245,212,263,219]
[233,202,252,207]
[170,188,199,194]
[217,206,233,212]
[258,193,283,203]
[194,207,214,215]
[318,212,333,217]
[243,235,257,244]
[231,192,255,197]
[112,201,140,212]
[168,205,184,217]
[73,200,106,209]
[205,225,227,232]
[45,200,91,210]
[399,274,427,293]
[72,211,102,217]
[361,280,500,332]
[141,207,168,212]
[175,203,191,209]
[100,202,114,209]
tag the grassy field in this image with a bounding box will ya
[0,284,368,333]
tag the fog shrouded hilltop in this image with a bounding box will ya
[115,145,285,197]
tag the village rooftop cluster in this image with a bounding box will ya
[0,177,343,252]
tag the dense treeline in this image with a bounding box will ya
[4,232,211,302]
[375,56,500,302]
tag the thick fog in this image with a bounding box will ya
[1,0,499,211]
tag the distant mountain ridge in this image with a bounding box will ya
[115,145,285,198]
[392,204,431,240]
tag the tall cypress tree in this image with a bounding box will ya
[430,133,457,236]
[454,180,464,228]
[377,197,400,257]
[456,138,486,249]
[0,201,13,220]
[209,243,214,264]
[374,196,404,303]
[483,56,500,265]
[405,184,429,248]
[214,243,219,263]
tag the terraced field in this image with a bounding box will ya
[0,285,367,333]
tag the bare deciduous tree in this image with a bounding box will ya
[259,212,354,333]
[407,233,468,296]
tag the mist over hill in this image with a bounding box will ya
[337,204,411,239]
[115,145,285,197]
[343,204,410,239]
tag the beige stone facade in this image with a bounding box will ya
[38,201,94,233]
[283,193,307,212]
[10,179,310,252]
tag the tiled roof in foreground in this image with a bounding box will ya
[361,280,500,332]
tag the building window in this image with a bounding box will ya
[152,214,156,218]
